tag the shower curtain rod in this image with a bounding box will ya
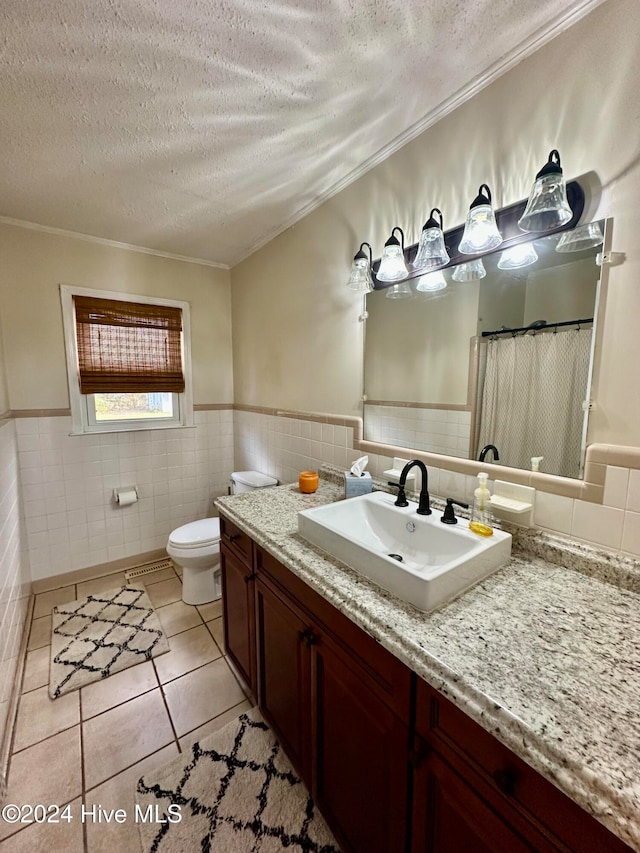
[481,317,594,338]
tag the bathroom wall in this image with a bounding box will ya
[233,409,640,560]
[230,0,640,453]
[0,222,236,581]
[229,0,640,560]
[0,222,233,409]
[0,320,30,768]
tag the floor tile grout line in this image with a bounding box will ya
[80,682,159,724]
[79,691,89,853]
[178,698,252,745]
[82,741,179,798]
[155,648,225,688]
[156,670,185,755]
[10,714,80,757]
[0,792,82,845]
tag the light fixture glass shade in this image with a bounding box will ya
[416,270,447,292]
[376,227,409,282]
[555,221,604,253]
[451,259,486,282]
[384,281,412,299]
[347,257,374,292]
[459,184,502,254]
[497,242,538,270]
[412,208,450,272]
[347,242,374,292]
[518,149,572,233]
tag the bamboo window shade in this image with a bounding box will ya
[73,296,185,394]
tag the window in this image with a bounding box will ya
[61,286,193,433]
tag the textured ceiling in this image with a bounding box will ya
[0,0,602,267]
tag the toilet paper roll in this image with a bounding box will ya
[114,487,138,507]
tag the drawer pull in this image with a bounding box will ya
[493,767,517,796]
[229,533,242,543]
[244,574,254,584]
[299,628,317,647]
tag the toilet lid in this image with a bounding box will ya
[169,517,221,549]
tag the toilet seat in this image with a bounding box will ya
[168,518,220,551]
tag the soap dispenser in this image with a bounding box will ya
[470,472,494,537]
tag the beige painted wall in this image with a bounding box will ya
[365,283,479,405]
[0,316,9,414]
[231,0,640,449]
[0,224,233,409]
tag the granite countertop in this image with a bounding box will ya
[215,478,640,850]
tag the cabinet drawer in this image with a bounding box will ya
[256,546,412,721]
[219,515,253,568]
[416,680,632,853]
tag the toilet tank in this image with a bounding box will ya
[230,470,278,494]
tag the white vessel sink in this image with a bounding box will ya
[297,491,512,612]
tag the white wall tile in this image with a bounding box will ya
[603,466,630,508]
[572,501,624,550]
[622,511,640,557]
[534,492,574,535]
[627,470,640,514]
[17,411,234,579]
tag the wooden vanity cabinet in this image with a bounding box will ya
[413,680,633,853]
[254,545,412,853]
[219,516,256,694]
[219,515,633,853]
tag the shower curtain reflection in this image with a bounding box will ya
[476,328,592,478]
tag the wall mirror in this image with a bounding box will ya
[363,218,609,479]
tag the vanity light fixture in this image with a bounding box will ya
[555,220,604,253]
[347,242,374,292]
[518,149,572,233]
[376,227,409,282]
[452,259,486,281]
[411,208,450,272]
[497,242,538,270]
[384,281,412,299]
[458,184,502,254]
[416,270,447,292]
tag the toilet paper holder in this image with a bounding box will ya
[113,486,139,507]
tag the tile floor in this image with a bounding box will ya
[0,564,253,852]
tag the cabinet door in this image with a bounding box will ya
[311,632,410,853]
[413,744,534,853]
[254,575,311,783]
[220,543,255,693]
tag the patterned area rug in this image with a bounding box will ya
[49,584,170,699]
[136,708,341,853]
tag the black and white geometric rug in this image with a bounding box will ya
[136,707,341,853]
[49,584,170,699]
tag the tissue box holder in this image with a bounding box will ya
[343,471,372,498]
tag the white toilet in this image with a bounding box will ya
[166,470,278,606]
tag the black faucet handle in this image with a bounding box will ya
[387,481,409,508]
[440,498,469,525]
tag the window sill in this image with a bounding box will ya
[68,423,197,436]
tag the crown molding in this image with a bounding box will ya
[0,216,230,270]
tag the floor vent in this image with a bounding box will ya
[125,557,174,581]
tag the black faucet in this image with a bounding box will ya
[479,444,500,463]
[389,460,431,515]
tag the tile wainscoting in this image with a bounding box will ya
[364,403,471,459]
[0,415,31,793]
[14,405,640,587]
[233,406,640,560]
[16,409,233,582]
